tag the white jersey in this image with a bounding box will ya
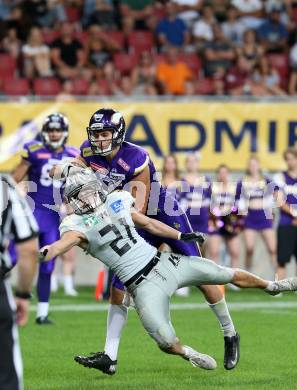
[59,191,157,283]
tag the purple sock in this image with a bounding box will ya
[37,260,55,302]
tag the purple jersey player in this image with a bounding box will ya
[179,153,211,235]
[52,109,239,373]
[207,165,242,269]
[238,156,277,273]
[274,148,297,279]
[13,113,79,324]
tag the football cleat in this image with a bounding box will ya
[224,332,240,370]
[183,346,217,370]
[35,316,54,325]
[265,277,297,296]
[74,352,117,375]
[64,288,78,297]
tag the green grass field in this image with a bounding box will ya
[21,288,297,390]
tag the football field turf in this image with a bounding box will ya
[21,288,297,390]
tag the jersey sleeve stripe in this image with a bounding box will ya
[133,155,149,176]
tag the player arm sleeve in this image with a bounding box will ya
[133,154,150,176]
[131,210,180,240]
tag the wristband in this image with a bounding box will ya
[15,290,32,300]
[178,232,181,240]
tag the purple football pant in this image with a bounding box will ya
[112,199,201,291]
[35,208,60,303]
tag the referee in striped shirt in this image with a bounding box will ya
[0,174,39,390]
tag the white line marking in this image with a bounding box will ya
[29,301,297,312]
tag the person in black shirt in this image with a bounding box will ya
[51,22,85,79]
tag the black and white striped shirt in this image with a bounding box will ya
[0,174,39,276]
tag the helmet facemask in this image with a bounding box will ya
[64,171,107,215]
[41,113,69,150]
[42,129,68,150]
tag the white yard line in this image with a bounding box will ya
[29,301,297,312]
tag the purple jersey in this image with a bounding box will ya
[178,177,211,234]
[80,140,167,212]
[274,171,297,226]
[22,140,79,211]
[237,176,276,230]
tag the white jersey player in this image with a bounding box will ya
[39,169,297,371]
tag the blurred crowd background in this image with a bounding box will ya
[1,0,297,97]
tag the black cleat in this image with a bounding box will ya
[35,316,54,325]
[224,332,240,370]
[74,352,117,375]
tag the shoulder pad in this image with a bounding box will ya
[82,147,93,158]
[28,143,43,152]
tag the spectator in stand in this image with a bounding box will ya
[231,0,263,30]
[86,0,117,29]
[172,0,203,29]
[86,25,120,79]
[51,22,85,79]
[22,0,66,28]
[222,5,246,46]
[2,27,21,59]
[225,56,254,95]
[131,51,157,92]
[5,6,31,41]
[120,0,154,30]
[192,5,216,46]
[22,26,52,78]
[252,61,287,96]
[156,45,193,94]
[257,4,288,53]
[210,0,230,22]
[55,79,76,101]
[236,29,265,70]
[288,36,297,94]
[88,79,111,95]
[203,24,235,78]
[111,75,138,96]
[156,2,190,49]
[0,0,19,21]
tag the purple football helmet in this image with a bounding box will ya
[86,108,126,156]
[41,113,69,150]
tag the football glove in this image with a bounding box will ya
[180,232,206,245]
[38,247,49,263]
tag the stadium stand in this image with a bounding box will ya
[0,0,297,96]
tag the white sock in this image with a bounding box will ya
[51,274,58,292]
[208,298,236,337]
[104,304,128,361]
[64,275,75,292]
[37,302,49,318]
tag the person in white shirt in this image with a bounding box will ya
[231,0,263,29]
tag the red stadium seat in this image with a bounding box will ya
[179,53,201,76]
[0,54,17,79]
[72,78,89,95]
[196,78,214,95]
[113,53,138,75]
[108,31,126,48]
[42,30,60,44]
[33,78,61,96]
[128,31,154,55]
[3,78,30,96]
